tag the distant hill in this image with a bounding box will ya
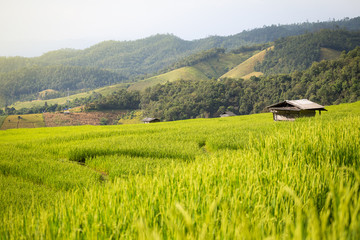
[129,48,259,91]
[255,29,360,74]
[1,17,359,76]
[129,29,359,90]
[211,17,360,49]
[7,28,359,109]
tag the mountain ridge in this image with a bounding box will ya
[2,17,360,75]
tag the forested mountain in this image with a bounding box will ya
[34,35,196,78]
[1,17,360,108]
[128,29,360,91]
[0,57,34,73]
[255,29,360,74]
[217,17,360,48]
[127,47,262,91]
[0,66,125,106]
[1,17,359,76]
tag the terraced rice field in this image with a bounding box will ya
[0,101,359,239]
[0,114,45,130]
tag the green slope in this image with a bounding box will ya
[319,47,342,60]
[192,51,256,79]
[128,49,258,91]
[128,67,209,91]
[220,47,272,79]
[255,29,360,74]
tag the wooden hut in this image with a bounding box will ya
[266,99,327,121]
[141,117,160,124]
[219,111,237,117]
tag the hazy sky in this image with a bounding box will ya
[1,0,359,57]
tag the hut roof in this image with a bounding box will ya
[266,99,327,111]
[220,111,237,117]
[141,117,160,122]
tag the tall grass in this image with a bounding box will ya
[0,101,359,238]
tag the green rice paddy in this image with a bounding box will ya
[0,101,359,239]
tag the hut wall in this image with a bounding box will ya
[299,110,316,117]
[273,111,298,121]
[273,110,316,121]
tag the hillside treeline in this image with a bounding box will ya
[255,29,360,74]
[85,90,140,111]
[0,66,126,106]
[80,47,359,121]
[222,17,360,48]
